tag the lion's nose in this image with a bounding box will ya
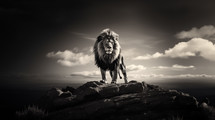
[107,46,111,49]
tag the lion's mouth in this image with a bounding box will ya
[105,49,113,54]
[106,51,112,54]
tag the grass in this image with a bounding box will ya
[16,105,47,120]
[168,115,183,120]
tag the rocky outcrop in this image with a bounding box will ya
[37,81,215,120]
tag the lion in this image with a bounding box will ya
[93,28,128,84]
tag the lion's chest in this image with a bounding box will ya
[98,56,120,71]
[102,54,115,64]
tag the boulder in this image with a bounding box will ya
[59,91,72,98]
[98,84,120,98]
[45,88,63,99]
[118,82,145,94]
[62,86,76,93]
[36,81,215,120]
[73,81,147,101]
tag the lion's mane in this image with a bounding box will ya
[93,29,121,71]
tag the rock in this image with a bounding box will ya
[128,80,138,83]
[98,84,120,98]
[59,91,72,98]
[62,86,76,93]
[202,97,210,105]
[200,102,209,109]
[174,94,198,108]
[73,81,103,101]
[141,81,148,88]
[74,81,103,94]
[46,88,63,99]
[147,84,159,90]
[37,88,75,110]
[53,97,75,108]
[118,82,145,94]
[76,87,100,101]
[35,81,215,120]
[74,81,147,101]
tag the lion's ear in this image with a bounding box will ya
[115,35,119,41]
[111,31,119,41]
[97,36,103,42]
[113,34,119,41]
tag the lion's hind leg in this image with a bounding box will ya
[122,68,128,83]
[119,64,127,83]
[110,70,113,78]
[120,57,128,83]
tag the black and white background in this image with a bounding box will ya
[1,0,215,118]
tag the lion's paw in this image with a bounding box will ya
[111,81,117,84]
[100,80,108,84]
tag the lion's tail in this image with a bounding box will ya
[118,71,122,79]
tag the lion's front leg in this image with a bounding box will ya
[100,68,107,83]
[111,69,118,84]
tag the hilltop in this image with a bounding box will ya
[17,81,215,120]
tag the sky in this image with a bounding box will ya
[2,0,215,87]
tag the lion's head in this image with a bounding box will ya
[93,29,121,70]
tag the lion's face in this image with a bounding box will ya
[94,28,121,65]
[103,37,115,54]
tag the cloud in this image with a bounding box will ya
[177,74,214,78]
[153,64,195,70]
[134,52,163,60]
[172,64,195,69]
[126,73,160,80]
[129,73,215,80]
[176,25,215,40]
[71,32,96,41]
[138,74,165,78]
[47,50,93,67]
[134,38,215,61]
[71,70,100,78]
[83,37,96,41]
[126,64,146,72]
